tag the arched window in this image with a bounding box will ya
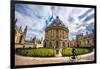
[49,41,52,48]
[63,42,65,47]
[56,41,58,48]
[44,41,46,48]
[68,42,70,48]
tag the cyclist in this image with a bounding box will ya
[71,48,77,60]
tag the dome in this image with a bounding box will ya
[45,16,69,32]
[49,16,65,26]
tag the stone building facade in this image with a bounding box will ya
[69,39,77,48]
[15,19,28,48]
[76,33,94,48]
[44,16,69,54]
[68,32,94,48]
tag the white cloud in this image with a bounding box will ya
[69,22,78,33]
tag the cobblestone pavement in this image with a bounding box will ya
[15,51,94,66]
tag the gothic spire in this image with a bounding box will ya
[19,26,22,32]
[24,26,28,34]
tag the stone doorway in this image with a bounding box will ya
[55,49,62,57]
[55,41,62,57]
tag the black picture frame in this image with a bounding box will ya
[11,0,97,69]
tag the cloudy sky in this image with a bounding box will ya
[15,4,94,40]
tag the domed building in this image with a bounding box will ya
[44,16,69,55]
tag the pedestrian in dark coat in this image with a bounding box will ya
[72,48,77,59]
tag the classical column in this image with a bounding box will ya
[52,30,54,40]
[54,30,56,39]
[58,30,60,38]
[51,30,52,40]
[48,31,50,39]
[47,31,48,39]
[63,31,64,39]
[61,30,62,39]
[56,30,57,38]
[62,30,63,39]
[59,30,61,39]
[49,30,51,39]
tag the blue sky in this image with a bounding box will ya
[15,4,94,40]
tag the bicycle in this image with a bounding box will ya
[69,55,81,62]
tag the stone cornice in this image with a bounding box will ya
[45,25,69,32]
